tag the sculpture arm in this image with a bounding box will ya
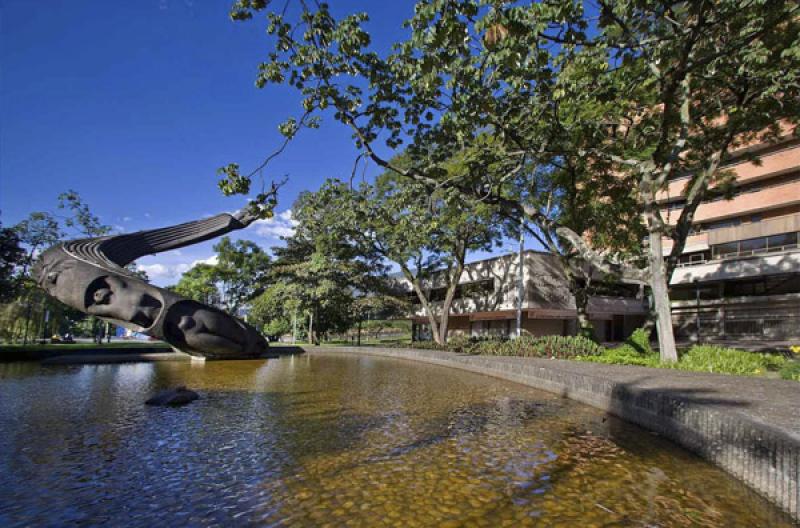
[97,212,252,267]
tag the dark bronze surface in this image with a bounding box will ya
[33,212,268,359]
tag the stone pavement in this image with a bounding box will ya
[303,346,800,520]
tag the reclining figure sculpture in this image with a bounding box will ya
[33,208,269,359]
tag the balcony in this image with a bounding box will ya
[670,250,800,285]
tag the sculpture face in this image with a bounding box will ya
[163,300,265,358]
[33,213,270,359]
[85,275,163,329]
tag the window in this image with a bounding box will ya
[724,275,800,298]
[740,237,766,253]
[676,251,710,267]
[669,284,720,301]
[767,232,798,250]
[711,232,799,259]
[712,242,739,259]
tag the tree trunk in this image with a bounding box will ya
[574,288,594,340]
[648,230,678,362]
[308,311,315,345]
[401,266,443,345]
[438,242,467,345]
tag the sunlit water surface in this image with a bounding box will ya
[0,353,794,527]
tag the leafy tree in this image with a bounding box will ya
[299,165,503,345]
[267,197,403,345]
[58,190,112,237]
[171,263,220,305]
[0,220,25,303]
[213,236,271,313]
[13,212,62,276]
[249,282,300,339]
[226,0,800,361]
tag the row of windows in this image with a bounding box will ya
[409,279,495,304]
[670,274,800,301]
[711,232,799,259]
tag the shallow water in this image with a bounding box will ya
[0,353,793,527]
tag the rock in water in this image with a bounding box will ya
[145,386,199,406]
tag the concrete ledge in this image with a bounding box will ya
[303,346,800,521]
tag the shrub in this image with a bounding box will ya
[472,335,605,359]
[405,340,449,351]
[779,360,800,381]
[674,345,786,376]
[445,334,491,354]
[576,345,660,367]
[626,327,653,355]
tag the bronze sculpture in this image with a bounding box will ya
[33,209,269,359]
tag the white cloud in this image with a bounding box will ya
[122,216,133,222]
[138,263,188,281]
[251,209,298,239]
[138,255,217,283]
[190,255,218,268]
[144,213,151,218]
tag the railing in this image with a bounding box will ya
[674,243,798,268]
[713,243,798,260]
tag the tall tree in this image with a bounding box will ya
[269,195,403,345]
[0,220,25,303]
[225,0,800,360]
[58,190,112,237]
[299,166,504,345]
[213,236,272,313]
[171,263,221,306]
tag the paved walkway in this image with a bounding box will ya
[302,346,800,519]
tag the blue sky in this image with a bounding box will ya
[1,0,526,285]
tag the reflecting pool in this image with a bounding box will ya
[0,353,793,527]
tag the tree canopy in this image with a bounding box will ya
[225,0,800,359]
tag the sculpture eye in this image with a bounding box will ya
[46,272,58,285]
[93,288,112,305]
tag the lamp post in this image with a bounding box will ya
[694,278,701,343]
[516,217,524,338]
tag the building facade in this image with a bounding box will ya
[661,130,800,341]
[408,250,648,342]
[409,130,799,344]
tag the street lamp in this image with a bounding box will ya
[694,278,701,343]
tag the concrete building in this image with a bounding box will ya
[661,128,800,341]
[409,250,648,342]
[409,128,799,344]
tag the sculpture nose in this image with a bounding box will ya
[93,288,112,304]
[178,315,197,331]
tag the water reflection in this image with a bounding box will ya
[0,354,793,527]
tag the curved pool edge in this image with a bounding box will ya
[299,345,800,521]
